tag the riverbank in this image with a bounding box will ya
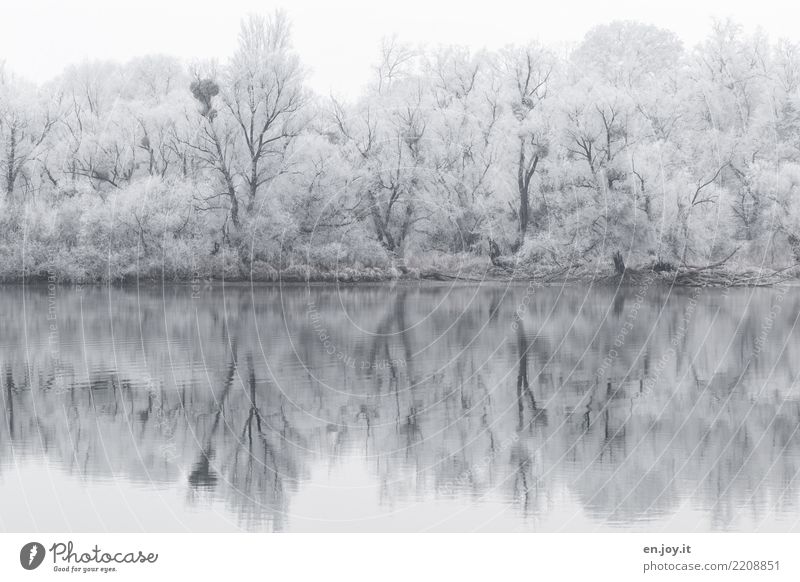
[4,259,796,287]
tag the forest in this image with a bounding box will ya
[1,14,800,283]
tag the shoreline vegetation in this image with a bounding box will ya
[3,15,800,288]
[7,250,797,286]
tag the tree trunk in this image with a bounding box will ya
[5,125,17,198]
[788,234,800,264]
[516,138,539,242]
[488,238,501,266]
[217,159,239,229]
[209,126,240,228]
[370,204,395,251]
[612,250,626,274]
[227,178,240,228]
[247,158,258,213]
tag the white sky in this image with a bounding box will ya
[1,0,798,98]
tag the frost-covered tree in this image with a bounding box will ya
[0,67,59,200]
[2,17,800,282]
[224,12,307,214]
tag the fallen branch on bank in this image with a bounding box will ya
[680,247,741,272]
[418,271,487,282]
[667,266,795,287]
[665,248,797,286]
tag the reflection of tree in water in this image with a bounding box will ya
[3,365,14,440]
[2,285,800,530]
[188,448,218,490]
[514,318,548,432]
[509,317,552,516]
[184,346,302,530]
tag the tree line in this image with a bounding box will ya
[1,14,799,281]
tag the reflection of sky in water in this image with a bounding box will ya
[1,283,800,532]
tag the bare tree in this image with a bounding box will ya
[375,36,416,95]
[186,74,241,228]
[224,12,307,214]
[498,45,553,246]
[0,68,59,199]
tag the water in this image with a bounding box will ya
[1,282,799,532]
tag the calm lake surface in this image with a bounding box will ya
[1,282,800,532]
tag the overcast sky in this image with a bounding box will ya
[1,0,797,97]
